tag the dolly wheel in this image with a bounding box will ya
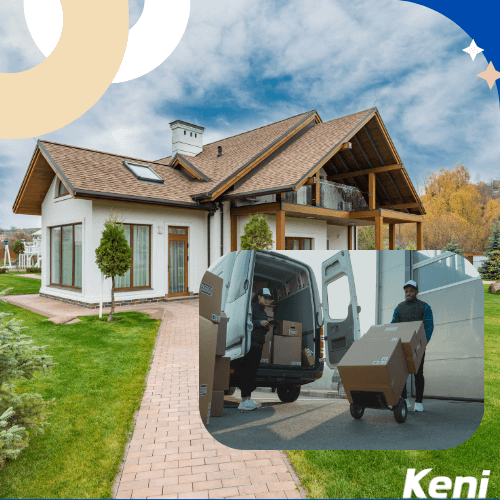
[277,384,301,403]
[350,404,364,419]
[394,397,408,423]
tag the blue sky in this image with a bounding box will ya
[1,0,499,229]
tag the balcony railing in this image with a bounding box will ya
[233,180,368,212]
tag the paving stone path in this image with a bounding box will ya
[2,294,304,499]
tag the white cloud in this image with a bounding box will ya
[0,0,499,228]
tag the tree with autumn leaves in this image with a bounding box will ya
[359,164,500,251]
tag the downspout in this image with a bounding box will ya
[207,210,215,268]
[218,201,224,256]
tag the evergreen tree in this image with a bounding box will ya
[240,214,273,250]
[443,238,465,257]
[480,219,500,280]
[0,288,55,466]
[95,214,132,321]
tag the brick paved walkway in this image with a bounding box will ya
[114,300,304,499]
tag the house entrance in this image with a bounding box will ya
[168,226,188,297]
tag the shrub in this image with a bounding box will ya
[0,289,55,466]
[240,214,274,250]
[25,267,41,274]
[0,269,7,275]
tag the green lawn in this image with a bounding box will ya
[0,302,161,499]
[0,274,41,294]
[287,285,499,499]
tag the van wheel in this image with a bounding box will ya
[393,397,407,423]
[224,387,236,396]
[350,404,364,419]
[277,385,301,403]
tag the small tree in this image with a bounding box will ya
[240,214,273,250]
[443,238,465,257]
[0,288,55,466]
[95,214,132,321]
[13,241,24,268]
[480,219,500,280]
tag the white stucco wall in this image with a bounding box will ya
[327,225,348,250]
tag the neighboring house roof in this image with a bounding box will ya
[12,107,424,216]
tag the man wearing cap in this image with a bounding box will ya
[391,280,434,412]
[238,288,274,411]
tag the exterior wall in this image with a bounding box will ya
[326,225,348,250]
[40,177,211,305]
[236,214,328,250]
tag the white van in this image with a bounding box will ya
[207,249,361,402]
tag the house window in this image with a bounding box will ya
[50,223,82,288]
[123,161,164,184]
[285,237,312,250]
[115,224,151,290]
[57,180,69,197]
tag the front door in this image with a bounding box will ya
[321,250,361,366]
[168,226,188,297]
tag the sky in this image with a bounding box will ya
[1,0,499,229]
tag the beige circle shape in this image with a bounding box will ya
[0,0,129,139]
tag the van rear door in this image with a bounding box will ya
[321,250,360,367]
[223,250,256,359]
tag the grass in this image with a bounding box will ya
[0,302,161,499]
[287,285,499,499]
[0,273,41,294]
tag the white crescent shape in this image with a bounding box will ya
[23,0,190,84]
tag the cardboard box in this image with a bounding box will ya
[299,272,309,289]
[337,337,409,406]
[199,315,218,425]
[286,277,299,295]
[216,312,228,356]
[276,320,302,338]
[273,336,302,366]
[199,271,223,324]
[260,327,274,364]
[363,321,427,374]
[211,391,224,417]
[302,348,315,367]
[213,356,230,391]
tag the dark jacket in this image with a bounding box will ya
[251,301,269,350]
[391,298,434,343]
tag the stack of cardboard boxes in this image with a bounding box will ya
[337,321,427,407]
[199,271,231,425]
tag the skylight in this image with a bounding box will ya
[124,161,164,184]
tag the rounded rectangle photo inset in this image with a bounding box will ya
[199,250,485,451]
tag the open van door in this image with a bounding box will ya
[321,250,361,367]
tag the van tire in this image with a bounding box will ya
[393,397,407,423]
[350,404,364,419]
[277,385,301,403]
[224,387,236,396]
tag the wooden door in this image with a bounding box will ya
[168,226,188,297]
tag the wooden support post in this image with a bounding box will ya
[389,224,396,250]
[375,214,384,250]
[417,221,424,250]
[276,210,285,250]
[369,172,376,210]
[348,226,353,251]
[230,214,237,252]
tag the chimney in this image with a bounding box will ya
[217,146,222,157]
[169,120,205,157]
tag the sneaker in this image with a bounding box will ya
[406,398,412,410]
[414,402,424,412]
[248,399,262,408]
[238,400,258,411]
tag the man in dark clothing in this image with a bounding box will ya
[238,288,274,411]
[391,280,434,412]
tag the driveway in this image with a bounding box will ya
[206,389,484,451]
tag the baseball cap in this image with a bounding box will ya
[403,280,418,290]
[256,288,274,299]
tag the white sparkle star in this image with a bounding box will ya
[463,39,484,61]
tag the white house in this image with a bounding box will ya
[12,108,425,307]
